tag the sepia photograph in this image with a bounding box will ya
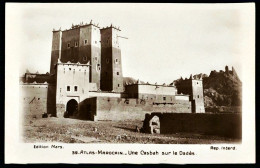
[5,3,255,164]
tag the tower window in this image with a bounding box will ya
[74,86,78,92]
[67,86,70,92]
[117,72,119,75]
[198,95,199,98]
[67,43,70,48]
[96,64,100,71]
[83,56,87,61]
[84,39,88,45]
[115,59,119,64]
[118,84,120,87]
[75,42,78,47]
[163,97,166,101]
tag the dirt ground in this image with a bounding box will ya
[22,117,241,144]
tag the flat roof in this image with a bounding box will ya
[126,83,176,88]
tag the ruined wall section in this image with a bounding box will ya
[56,63,90,117]
[148,113,241,138]
[21,73,54,84]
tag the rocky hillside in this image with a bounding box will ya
[175,66,242,113]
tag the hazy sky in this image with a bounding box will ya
[6,3,254,84]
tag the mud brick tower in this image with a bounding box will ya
[50,30,62,75]
[100,25,124,92]
[175,75,205,113]
[49,23,101,89]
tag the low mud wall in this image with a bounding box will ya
[149,113,242,138]
[79,97,191,121]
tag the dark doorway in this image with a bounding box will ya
[66,99,78,117]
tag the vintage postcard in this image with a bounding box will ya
[5,3,255,164]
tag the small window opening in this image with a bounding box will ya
[163,97,166,101]
[198,95,199,98]
[84,40,88,44]
[67,43,70,48]
[83,56,87,61]
[67,86,70,91]
[118,84,120,87]
[117,72,119,75]
[75,42,78,47]
[74,86,78,92]
[38,98,40,100]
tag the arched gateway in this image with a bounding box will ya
[65,99,78,118]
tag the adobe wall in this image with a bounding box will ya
[19,83,48,118]
[50,30,62,74]
[191,80,205,113]
[60,28,80,63]
[60,25,101,87]
[47,84,56,116]
[89,91,127,98]
[100,28,113,91]
[125,84,178,103]
[100,27,123,92]
[56,63,90,117]
[79,97,191,121]
[22,73,54,84]
[149,113,241,138]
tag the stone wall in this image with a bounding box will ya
[148,113,242,138]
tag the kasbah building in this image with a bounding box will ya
[19,21,205,121]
